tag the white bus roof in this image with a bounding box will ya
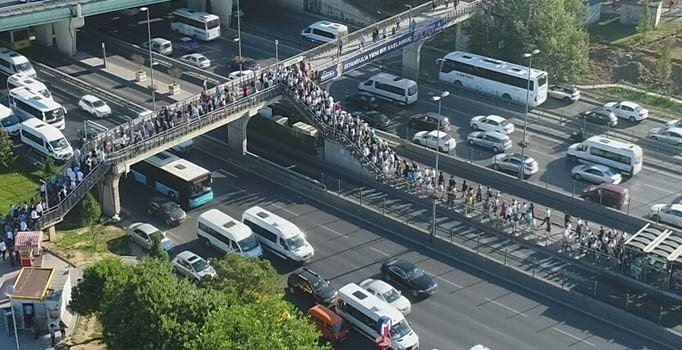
[0,103,12,117]
[583,135,641,152]
[242,205,303,240]
[338,283,405,323]
[198,209,253,241]
[171,8,220,21]
[443,51,546,79]
[368,73,417,87]
[9,87,59,110]
[21,118,65,141]
[145,151,210,182]
[0,48,30,64]
[310,21,348,32]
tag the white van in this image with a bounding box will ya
[0,103,21,135]
[301,21,348,43]
[7,73,52,101]
[20,118,73,161]
[242,206,314,263]
[0,48,36,77]
[198,209,263,258]
[143,38,173,55]
[358,73,418,105]
[567,135,643,176]
[335,283,419,350]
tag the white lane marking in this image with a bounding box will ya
[484,297,528,318]
[427,273,463,289]
[369,247,390,256]
[552,327,596,348]
[318,224,349,239]
[270,202,299,216]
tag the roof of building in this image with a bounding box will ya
[12,267,54,301]
[626,224,682,263]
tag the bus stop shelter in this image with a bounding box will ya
[624,224,682,293]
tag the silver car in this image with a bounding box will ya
[467,130,512,153]
[172,250,216,281]
[648,127,682,146]
[127,223,174,253]
[571,164,622,184]
[492,153,539,177]
[548,84,580,103]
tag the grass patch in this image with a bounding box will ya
[588,15,637,44]
[45,225,130,266]
[0,162,43,213]
[614,22,682,47]
[598,87,682,117]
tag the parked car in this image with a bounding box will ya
[648,127,682,146]
[603,101,648,122]
[571,164,622,184]
[580,183,629,210]
[307,305,350,343]
[413,130,456,152]
[354,111,390,130]
[344,92,379,111]
[548,84,580,103]
[127,222,174,252]
[171,250,216,281]
[577,108,617,127]
[143,38,173,55]
[492,153,539,177]
[147,197,187,226]
[359,278,411,315]
[228,70,255,81]
[176,37,200,52]
[649,204,682,228]
[79,95,111,118]
[408,112,450,132]
[227,56,260,73]
[171,139,194,153]
[180,53,211,68]
[470,115,514,134]
[287,268,338,305]
[467,130,511,153]
[380,258,438,298]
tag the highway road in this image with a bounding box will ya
[113,138,664,350]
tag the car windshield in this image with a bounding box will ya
[93,100,106,108]
[500,120,510,126]
[190,258,209,272]
[161,202,180,212]
[13,62,32,73]
[311,278,330,292]
[0,115,20,127]
[438,134,453,142]
[599,168,615,176]
[49,138,69,151]
[383,288,401,303]
[161,43,171,49]
[238,234,260,252]
[286,235,306,250]
[390,319,412,339]
[406,267,424,280]
[197,56,207,62]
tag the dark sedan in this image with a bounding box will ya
[147,197,187,226]
[287,268,338,305]
[227,56,260,73]
[578,108,618,127]
[380,258,438,298]
[354,111,390,130]
[344,92,380,111]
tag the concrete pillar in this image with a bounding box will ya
[402,41,424,81]
[227,114,249,155]
[98,173,122,219]
[46,226,57,241]
[211,0,233,27]
[187,0,207,12]
[34,23,54,47]
[53,17,84,57]
[455,23,469,51]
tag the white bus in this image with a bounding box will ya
[437,51,548,106]
[170,9,221,41]
[197,209,263,258]
[20,118,73,161]
[358,73,418,105]
[9,87,66,129]
[335,283,419,350]
[7,73,53,100]
[242,206,314,263]
[567,135,643,176]
[0,47,36,77]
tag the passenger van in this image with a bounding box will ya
[144,38,173,55]
[0,48,36,77]
[301,21,348,43]
[567,135,643,176]
[0,103,20,135]
[335,283,419,350]
[307,305,350,343]
[7,73,52,100]
[197,209,263,258]
[358,73,418,105]
[20,118,73,161]
[242,206,314,263]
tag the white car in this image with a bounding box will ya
[648,127,682,146]
[228,69,255,81]
[172,250,217,281]
[180,53,211,69]
[603,101,648,122]
[79,95,111,118]
[412,130,456,152]
[548,84,580,103]
[359,278,411,315]
[571,164,622,184]
[470,115,514,135]
[492,153,539,177]
[127,223,174,253]
[649,204,682,228]
[665,119,682,128]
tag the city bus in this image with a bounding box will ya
[7,73,53,100]
[169,9,221,41]
[437,51,548,107]
[130,151,214,209]
[0,29,32,50]
[8,87,65,129]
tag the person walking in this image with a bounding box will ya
[0,240,6,260]
[50,323,57,347]
[59,319,68,340]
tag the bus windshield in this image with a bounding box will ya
[537,73,548,88]
[390,319,412,339]
[13,62,32,73]
[286,235,306,250]
[46,107,65,122]
[408,85,417,96]
[190,176,212,196]
[206,19,220,29]
[238,234,260,252]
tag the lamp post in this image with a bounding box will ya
[140,7,156,113]
[236,0,243,74]
[5,285,20,350]
[520,49,540,180]
[274,39,279,70]
[430,90,450,240]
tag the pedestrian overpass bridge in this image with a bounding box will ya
[36,0,483,231]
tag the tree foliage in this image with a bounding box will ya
[636,0,652,36]
[656,39,673,81]
[0,130,15,169]
[80,192,101,227]
[149,233,169,260]
[204,253,282,303]
[41,157,59,178]
[466,0,589,83]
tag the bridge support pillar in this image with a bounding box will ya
[210,0,234,27]
[98,173,121,220]
[226,114,249,155]
[187,0,207,12]
[455,23,469,51]
[34,24,54,47]
[402,41,424,81]
[54,17,85,57]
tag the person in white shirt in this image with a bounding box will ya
[76,170,84,182]
[0,240,6,260]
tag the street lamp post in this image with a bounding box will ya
[275,39,279,70]
[236,0,243,74]
[430,91,450,240]
[140,7,156,113]
[520,49,540,179]
[6,285,20,350]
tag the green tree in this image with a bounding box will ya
[466,0,589,83]
[204,254,282,302]
[80,192,102,247]
[636,0,651,36]
[656,39,673,81]
[149,234,169,260]
[41,157,59,178]
[0,130,15,169]
[69,257,134,315]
